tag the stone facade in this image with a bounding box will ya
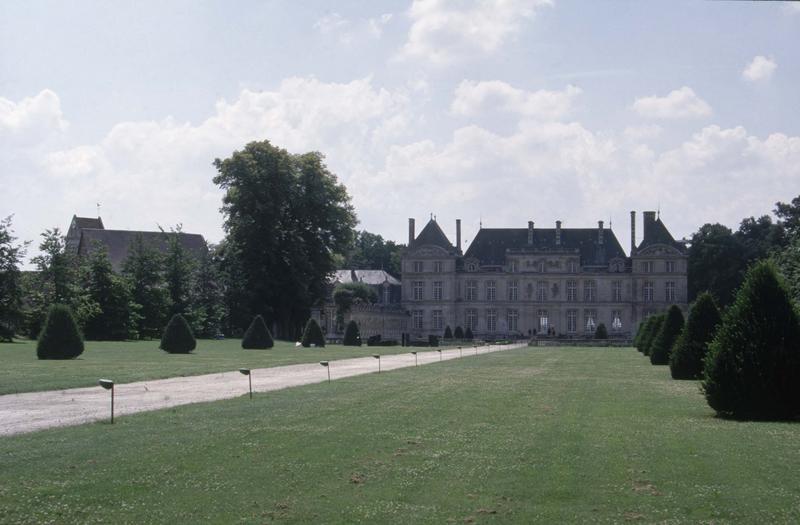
[401,212,688,340]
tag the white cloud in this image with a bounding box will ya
[742,55,777,82]
[0,89,68,144]
[631,86,712,119]
[314,13,349,35]
[399,0,553,65]
[314,12,393,44]
[451,80,581,120]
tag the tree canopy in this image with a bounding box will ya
[339,230,404,277]
[0,216,27,341]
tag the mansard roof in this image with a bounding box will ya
[71,216,104,231]
[332,269,401,286]
[637,214,687,254]
[464,227,627,267]
[412,219,454,251]
[78,229,207,271]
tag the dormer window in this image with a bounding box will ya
[413,261,424,272]
[568,260,578,273]
[433,261,443,273]
[537,261,545,273]
[509,261,517,273]
[468,263,477,272]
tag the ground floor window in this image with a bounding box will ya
[584,309,597,333]
[567,310,577,333]
[412,310,423,330]
[487,309,497,332]
[538,309,549,332]
[432,310,443,330]
[507,309,518,332]
[612,310,623,331]
[465,309,477,331]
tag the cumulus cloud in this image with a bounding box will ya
[631,86,712,119]
[0,89,68,144]
[451,80,581,120]
[314,12,393,43]
[742,55,777,82]
[399,0,553,65]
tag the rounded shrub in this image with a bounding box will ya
[594,323,608,340]
[454,326,464,339]
[443,325,453,340]
[703,261,800,419]
[36,304,84,360]
[669,292,721,379]
[465,327,474,340]
[159,313,196,354]
[242,315,274,349]
[634,317,653,353]
[650,306,684,365]
[301,318,325,348]
[343,320,361,346]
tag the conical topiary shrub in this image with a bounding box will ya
[642,314,665,356]
[454,326,464,339]
[650,306,684,365]
[634,317,652,352]
[37,304,84,360]
[594,323,608,340]
[465,327,474,340]
[343,320,361,346]
[669,292,721,380]
[443,325,453,340]
[242,315,274,349]
[301,318,325,348]
[159,313,196,354]
[703,261,800,419]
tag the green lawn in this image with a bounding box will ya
[0,339,451,395]
[2,347,799,523]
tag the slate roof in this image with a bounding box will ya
[77,229,207,271]
[412,220,454,251]
[332,269,401,286]
[72,217,104,230]
[464,227,627,267]
[637,215,686,253]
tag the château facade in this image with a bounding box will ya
[401,212,688,339]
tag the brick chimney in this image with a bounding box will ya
[598,220,604,245]
[555,220,562,246]
[528,221,534,245]
[408,218,415,245]
[643,211,656,240]
[630,211,636,255]
[456,219,462,253]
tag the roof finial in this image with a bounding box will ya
[479,214,482,229]
[97,202,101,217]
[657,202,660,220]
[430,212,434,221]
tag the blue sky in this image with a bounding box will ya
[2,0,799,259]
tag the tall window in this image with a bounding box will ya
[487,309,497,332]
[466,280,477,301]
[568,260,578,273]
[665,260,676,273]
[640,261,654,273]
[567,280,577,302]
[665,281,676,302]
[486,280,496,301]
[433,281,443,301]
[612,310,623,331]
[433,261,443,273]
[413,281,424,301]
[584,309,597,332]
[507,309,518,332]
[612,280,623,302]
[567,310,577,333]
[508,280,519,301]
[538,309,549,332]
[584,280,596,302]
[412,310,423,330]
[536,281,547,301]
[465,309,477,330]
[432,310,443,330]
[413,261,424,273]
[643,281,654,302]
[537,261,546,273]
[509,261,517,273]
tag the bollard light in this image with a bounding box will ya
[320,361,331,383]
[411,351,418,366]
[98,379,114,424]
[373,354,381,373]
[437,348,442,361]
[239,368,252,399]
[459,346,462,358]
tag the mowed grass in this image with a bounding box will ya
[2,347,800,523]
[0,339,439,395]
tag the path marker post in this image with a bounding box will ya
[411,351,418,366]
[239,368,252,399]
[373,354,381,373]
[98,379,114,424]
[437,349,442,361]
[320,361,330,383]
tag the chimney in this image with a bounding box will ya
[456,219,462,253]
[643,211,656,241]
[408,218,415,245]
[555,220,562,246]
[598,220,604,245]
[630,211,636,255]
[527,221,534,245]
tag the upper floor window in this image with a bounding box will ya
[433,281,443,301]
[665,260,676,273]
[568,260,579,273]
[537,261,546,273]
[665,281,676,302]
[536,281,547,302]
[640,261,654,273]
[509,261,517,273]
[413,281,424,301]
[466,280,477,301]
[413,261,424,273]
[612,280,623,302]
[433,261,443,273]
[567,280,577,302]
[584,280,597,302]
[468,263,477,272]
[508,280,519,301]
[643,281,654,302]
[486,280,497,301]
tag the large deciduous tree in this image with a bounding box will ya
[122,234,169,339]
[82,244,139,340]
[340,231,404,277]
[0,216,28,341]
[213,141,356,337]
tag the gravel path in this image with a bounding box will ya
[0,343,526,436]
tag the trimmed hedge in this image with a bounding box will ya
[36,305,84,360]
[343,320,361,346]
[443,325,453,340]
[669,292,721,379]
[465,327,474,340]
[594,323,608,340]
[454,326,464,339]
[160,314,196,354]
[429,334,439,347]
[301,318,325,348]
[650,306,684,365]
[703,261,800,419]
[242,315,274,349]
